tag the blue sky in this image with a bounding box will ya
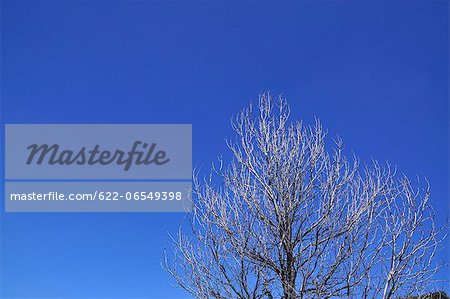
[1,1,448,298]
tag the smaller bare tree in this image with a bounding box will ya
[164,93,447,299]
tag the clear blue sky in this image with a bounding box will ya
[1,1,448,298]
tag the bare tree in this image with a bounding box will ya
[164,93,447,299]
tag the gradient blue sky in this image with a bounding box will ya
[1,1,449,298]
